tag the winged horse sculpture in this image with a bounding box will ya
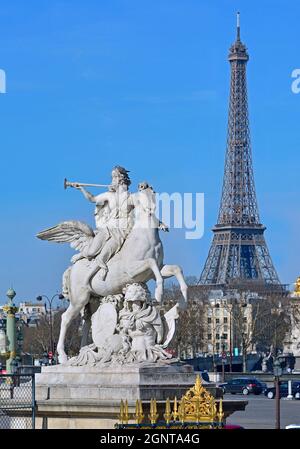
[37,186,188,363]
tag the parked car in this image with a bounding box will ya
[264,381,300,399]
[219,377,267,395]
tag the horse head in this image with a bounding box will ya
[133,184,157,229]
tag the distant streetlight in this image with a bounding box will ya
[221,334,226,382]
[36,293,64,356]
[273,358,282,429]
[3,288,18,374]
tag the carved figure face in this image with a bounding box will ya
[111,166,131,188]
[124,285,144,303]
[111,169,122,187]
[123,283,151,304]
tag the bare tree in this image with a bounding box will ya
[230,293,291,371]
[23,311,82,359]
[163,278,206,359]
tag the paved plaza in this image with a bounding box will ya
[226,394,300,429]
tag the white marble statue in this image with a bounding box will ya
[68,283,179,366]
[37,166,188,364]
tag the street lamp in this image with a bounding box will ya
[3,288,18,374]
[36,293,64,356]
[221,334,226,382]
[209,303,220,374]
[57,295,69,311]
[273,358,282,429]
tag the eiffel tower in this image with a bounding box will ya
[199,13,280,287]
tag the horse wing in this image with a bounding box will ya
[36,220,95,252]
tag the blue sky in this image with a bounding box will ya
[0,0,299,304]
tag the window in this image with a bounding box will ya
[207,334,212,340]
[216,343,220,351]
[216,334,220,340]
[243,317,247,323]
[224,317,228,323]
[216,318,220,324]
[223,325,228,332]
[207,317,212,324]
[223,334,228,340]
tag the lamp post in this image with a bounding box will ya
[221,335,226,382]
[273,358,282,429]
[210,303,221,375]
[3,288,18,374]
[229,307,233,373]
[36,293,64,356]
[226,303,237,373]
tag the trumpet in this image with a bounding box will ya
[64,178,111,189]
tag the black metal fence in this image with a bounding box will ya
[0,374,35,429]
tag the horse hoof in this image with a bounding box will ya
[58,353,68,364]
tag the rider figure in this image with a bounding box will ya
[73,166,134,280]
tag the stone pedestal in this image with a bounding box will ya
[36,360,215,401]
[35,361,247,429]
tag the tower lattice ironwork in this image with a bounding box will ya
[199,14,280,286]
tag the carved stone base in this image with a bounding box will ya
[36,360,218,401]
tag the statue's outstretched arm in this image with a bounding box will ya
[73,185,98,203]
[74,186,110,207]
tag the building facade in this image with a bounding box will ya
[202,290,257,356]
[283,278,300,360]
[18,302,46,316]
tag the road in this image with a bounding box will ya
[226,394,300,429]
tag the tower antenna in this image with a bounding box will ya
[237,11,241,41]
